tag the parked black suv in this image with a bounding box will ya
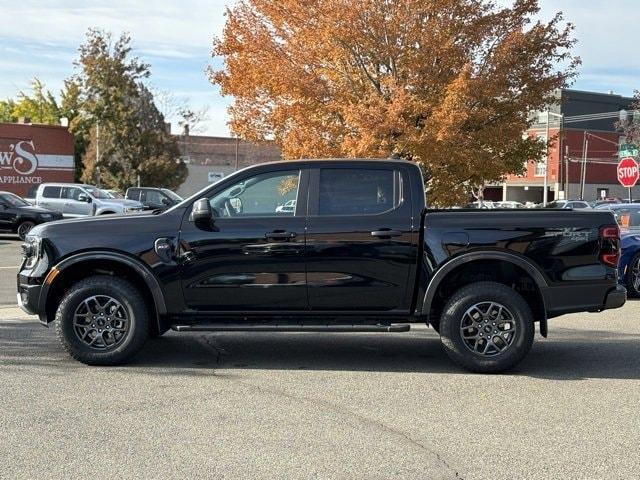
[0,191,63,239]
[17,159,626,372]
[125,187,182,211]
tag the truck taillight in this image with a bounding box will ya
[599,225,620,267]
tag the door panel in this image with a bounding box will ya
[305,166,418,312]
[62,187,92,216]
[179,168,308,312]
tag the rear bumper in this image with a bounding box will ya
[543,283,626,318]
[604,284,627,310]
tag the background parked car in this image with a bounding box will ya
[103,189,124,199]
[0,191,63,239]
[465,200,495,209]
[125,187,183,211]
[610,204,640,297]
[31,183,144,217]
[544,200,591,209]
[275,199,296,213]
[494,201,524,209]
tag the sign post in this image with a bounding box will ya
[617,157,640,202]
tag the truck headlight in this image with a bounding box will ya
[21,236,47,273]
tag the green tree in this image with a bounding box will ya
[72,29,186,190]
[0,99,17,123]
[12,78,61,124]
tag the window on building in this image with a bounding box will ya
[534,161,546,177]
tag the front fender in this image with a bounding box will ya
[39,250,167,325]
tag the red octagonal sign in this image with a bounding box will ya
[617,157,640,188]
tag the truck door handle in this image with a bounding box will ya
[371,229,402,238]
[265,231,297,240]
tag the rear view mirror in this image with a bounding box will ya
[190,198,213,224]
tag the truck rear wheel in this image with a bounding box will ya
[439,282,534,373]
[55,275,149,365]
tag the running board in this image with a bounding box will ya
[171,323,411,333]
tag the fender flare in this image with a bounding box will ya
[421,251,549,333]
[39,251,167,326]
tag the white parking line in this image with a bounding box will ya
[0,266,20,269]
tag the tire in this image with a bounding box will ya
[439,281,534,373]
[17,220,35,240]
[625,253,640,298]
[55,275,149,365]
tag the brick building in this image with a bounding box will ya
[174,133,282,197]
[484,89,635,203]
[0,121,75,196]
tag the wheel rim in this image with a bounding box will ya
[460,302,517,356]
[632,257,640,292]
[73,295,130,350]
[18,222,34,238]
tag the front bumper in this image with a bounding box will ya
[604,284,627,310]
[17,273,47,324]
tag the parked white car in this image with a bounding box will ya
[275,199,296,214]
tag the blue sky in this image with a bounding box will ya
[0,0,638,136]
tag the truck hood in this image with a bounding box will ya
[28,207,187,261]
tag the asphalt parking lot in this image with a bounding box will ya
[1,238,639,479]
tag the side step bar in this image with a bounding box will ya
[171,324,411,333]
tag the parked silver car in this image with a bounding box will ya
[31,183,144,217]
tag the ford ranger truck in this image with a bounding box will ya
[17,159,626,372]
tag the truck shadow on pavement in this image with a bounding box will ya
[1,320,639,380]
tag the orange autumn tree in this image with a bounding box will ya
[209,0,579,205]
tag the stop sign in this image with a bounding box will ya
[617,157,640,188]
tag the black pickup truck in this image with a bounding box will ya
[17,159,626,372]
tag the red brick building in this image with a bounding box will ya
[485,89,635,203]
[0,122,75,196]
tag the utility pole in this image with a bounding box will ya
[543,111,563,206]
[96,121,101,188]
[235,135,239,171]
[564,145,569,199]
[580,132,589,200]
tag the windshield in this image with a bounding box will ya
[161,189,183,202]
[85,187,111,199]
[0,192,29,207]
[613,207,640,230]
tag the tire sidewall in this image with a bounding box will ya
[440,282,534,373]
[56,278,147,364]
[626,253,640,298]
[17,220,35,240]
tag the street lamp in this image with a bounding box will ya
[543,110,564,206]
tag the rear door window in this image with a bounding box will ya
[127,189,140,201]
[317,168,400,216]
[42,186,62,198]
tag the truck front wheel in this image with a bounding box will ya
[439,282,534,373]
[55,275,149,365]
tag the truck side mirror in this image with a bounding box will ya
[78,193,91,203]
[190,198,213,224]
